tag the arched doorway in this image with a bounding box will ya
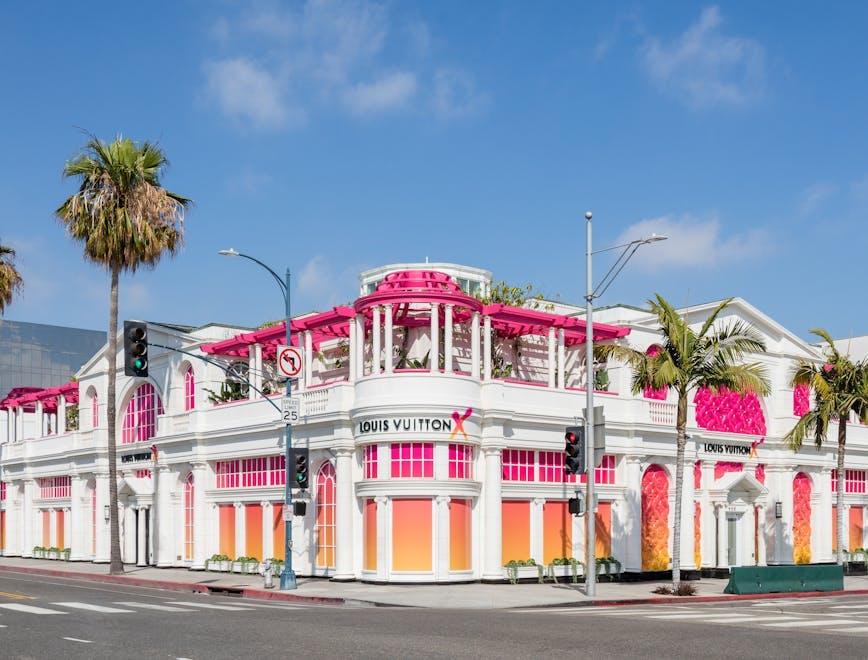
[315,462,336,571]
[793,472,812,564]
[641,465,670,570]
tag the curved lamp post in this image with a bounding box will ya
[219,248,297,590]
[583,213,667,597]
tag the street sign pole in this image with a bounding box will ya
[280,267,297,591]
[585,212,596,598]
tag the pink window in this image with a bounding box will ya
[184,365,196,411]
[0,481,5,500]
[755,464,766,484]
[448,444,473,479]
[215,456,285,489]
[793,383,810,416]
[642,345,668,400]
[183,473,194,561]
[39,476,71,499]
[502,449,535,482]
[135,469,152,479]
[121,383,164,444]
[363,445,378,479]
[91,392,99,428]
[538,451,577,483]
[714,461,743,480]
[832,469,867,494]
[579,454,616,485]
[390,443,434,478]
[316,462,336,569]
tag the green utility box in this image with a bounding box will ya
[724,564,844,595]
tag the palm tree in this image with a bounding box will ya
[597,294,769,586]
[56,134,190,574]
[0,242,23,313]
[785,329,868,565]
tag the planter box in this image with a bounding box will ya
[232,562,260,574]
[502,565,542,582]
[207,560,231,572]
[550,564,584,580]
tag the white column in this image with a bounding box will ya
[372,306,381,376]
[383,304,393,374]
[716,503,728,568]
[156,465,174,567]
[303,331,313,390]
[15,406,24,441]
[261,501,272,560]
[481,446,503,580]
[547,327,556,388]
[622,457,644,572]
[756,504,767,566]
[250,343,262,400]
[444,305,453,374]
[374,495,388,582]
[530,498,545,563]
[429,303,439,373]
[49,507,57,547]
[348,316,357,382]
[136,507,148,566]
[356,314,365,378]
[818,467,833,563]
[191,462,208,570]
[22,480,35,556]
[94,473,110,562]
[680,455,696,570]
[69,476,85,560]
[471,312,480,379]
[58,395,67,435]
[435,495,451,580]
[35,401,43,438]
[333,448,355,580]
[4,482,18,555]
[557,329,566,389]
[234,502,244,557]
[483,316,491,380]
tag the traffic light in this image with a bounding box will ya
[564,425,585,475]
[124,321,148,377]
[291,447,309,490]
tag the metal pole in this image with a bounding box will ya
[280,267,297,590]
[585,211,596,598]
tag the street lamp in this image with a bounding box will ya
[219,248,297,590]
[583,212,667,597]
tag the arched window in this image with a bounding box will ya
[183,473,194,560]
[91,391,99,429]
[643,345,668,400]
[121,383,164,444]
[184,365,195,411]
[315,462,336,569]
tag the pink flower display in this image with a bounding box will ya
[793,383,810,416]
[641,465,670,570]
[793,472,812,564]
[694,386,766,435]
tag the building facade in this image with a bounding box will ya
[1,265,865,581]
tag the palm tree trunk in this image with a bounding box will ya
[672,394,688,588]
[107,267,123,574]
[836,418,847,566]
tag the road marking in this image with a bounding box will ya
[646,613,725,619]
[710,616,802,623]
[167,601,258,611]
[0,603,66,615]
[837,626,868,633]
[0,624,7,627]
[830,604,868,609]
[113,601,198,612]
[587,609,693,616]
[763,619,861,628]
[52,602,134,613]
[63,637,93,644]
[0,591,32,600]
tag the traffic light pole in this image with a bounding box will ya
[584,212,597,598]
[280,267,297,591]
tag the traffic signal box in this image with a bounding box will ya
[124,321,148,377]
[564,425,585,475]
[291,447,309,490]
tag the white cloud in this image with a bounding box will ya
[614,214,773,270]
[640,6,766,109]
[228,168,273,195]
[432,69,488,119]
[798,183,837,216]
[204,57,300,128]
[343,72,417,114]
[298,255,336,300]
[201,0,486,128]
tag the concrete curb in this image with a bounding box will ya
[0,564,346,606]
[517,588,868,609]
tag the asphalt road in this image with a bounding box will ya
[1,572,867,659]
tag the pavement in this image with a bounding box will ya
[2,556,868,609]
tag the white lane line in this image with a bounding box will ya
[52,602,134,613]
[830,604,868,609]
[710,616,802,623]
[763,619,861,628]
[0,624,7,627]
[167,601,258,611]
[510,608,665,615]
[63,637,93,644]
[0,603,66,615]
[836,626,868,633]
[113,601,198,612]
[588,609,695,616]
[646,613,729,619]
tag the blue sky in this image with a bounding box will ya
[1,1,866,342]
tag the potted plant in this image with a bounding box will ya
[231,556,260,574]
[62,547,71,561]
[502,558,541,584]
[32,545,45,559]
[205,554,231,572]
[547,557,584,583]
[48,546,60,560]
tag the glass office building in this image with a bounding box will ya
[0,320,106,399]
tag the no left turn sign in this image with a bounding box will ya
[277,345,303,378]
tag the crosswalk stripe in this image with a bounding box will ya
[587,609,694,616]
[53,602,134,613]
[830,604,868,609]
[646,613,723,619]
[113,602,198,612]
[710,616,801,623]
[836,626,868,633]
[167,601,257,611]
[763,619,860,628]
[0,603,66,615]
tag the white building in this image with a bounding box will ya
[1,264,865,582]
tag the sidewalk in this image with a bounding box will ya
[2,557,868,609]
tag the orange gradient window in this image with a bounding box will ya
[392,499,432,571]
